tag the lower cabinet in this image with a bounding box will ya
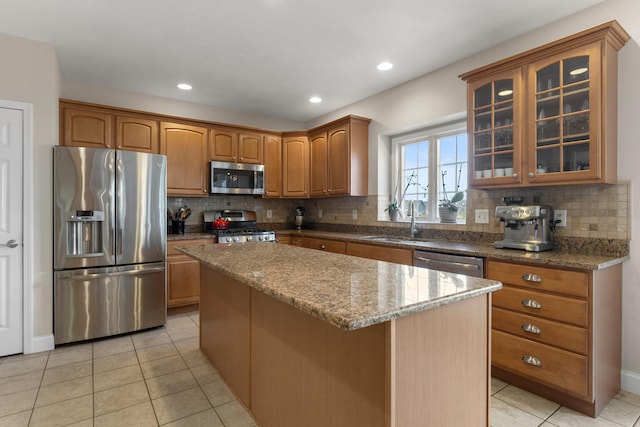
[486,259,622,417]
[346,242,413,265]
[274,234,292,245]
[167,239,212,308]
[301,237,346,254]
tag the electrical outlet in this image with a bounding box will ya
[554,209,567,227]
[318,209,323,219]
[475,209,490,224]
[352,210,358,220]
[266,210,272,218]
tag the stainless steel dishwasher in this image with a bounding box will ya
[413,250,484,277]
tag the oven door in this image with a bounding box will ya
[210,161,264,195]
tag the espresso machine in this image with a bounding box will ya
[494,203,555,252]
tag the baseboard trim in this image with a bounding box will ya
[621,370,640,395]
[26,334,55,354]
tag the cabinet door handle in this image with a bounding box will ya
[522,355,542,367]
[320,244,326,249]
[528,172,535,178]
[521,323,541,334]
[521,299,542,309]
[522,273,542,283]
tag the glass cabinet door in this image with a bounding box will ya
[528,45,598,181]
[470,69,521,184]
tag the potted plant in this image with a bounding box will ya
[438,167,464,223]
[386,171,422,221]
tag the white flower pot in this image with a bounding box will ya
[439,207,458,223]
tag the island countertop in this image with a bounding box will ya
[178,242,502,330]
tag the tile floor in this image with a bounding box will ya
[1,311,639,426]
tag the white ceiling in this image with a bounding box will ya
[1,0,603,122]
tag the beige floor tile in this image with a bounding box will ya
[599,398,640,426]
[0,369,43,396]
[0,355,48,379]
[29,394,93,427]
[616,390,640,409]
[166,326,199,342]
[94,401,158,427]
[46,344,93,369]
[0,351,49,365]
[164,408,224,426]
[0,388,38,418]
[141,354,187,379]
[189,362,220,386]
[93,350,139,374]
[145,369,198,399]
[66,419,94,427]
[201,377,235,407]
[136,342,178,363]
[93,335,134,359]
[490,397,545,427]
[0,409,31,427]
[41,359,92,386]
[173,336,199,354]
[93,380,150,416]
[181,349,210,368]
[214,400,256,427]
[189,313,199,326]
[35,375,93,407]
[152,387,212,425]
[494,384,561,419]
[132,329,172,350]
[94,364,144,392]
[547,406,623,426]
[491,376,509,395]
[166,315,197,330]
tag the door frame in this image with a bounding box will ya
[1,99,34,354]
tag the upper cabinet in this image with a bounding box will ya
[263,134,282,198]
[461,21,629,188]
[309,130,328,197]
[160,122,208,197]
[115,116,158,153]
[282,134,309,198]
[210,127,263,164]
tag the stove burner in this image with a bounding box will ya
[203,209,275,243]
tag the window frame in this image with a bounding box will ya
[390,119,468,222]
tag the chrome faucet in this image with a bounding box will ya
[410,201,418,238]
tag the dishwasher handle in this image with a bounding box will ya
[413,251,484,278]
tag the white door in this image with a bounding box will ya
[0,106,23,356]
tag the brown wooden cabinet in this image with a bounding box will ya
[115,116,158,153]
[61,106,113,149]
[282,134,309,198]
[274,234,291,245]
[486,259,622,417]
[346,242,413,265]
[160,122,208,196]
[167,239,213,308]
[462,21,629,188]
[301,237,346,254]
[306,116,370,197]
[210,127,263,164]
[263,134,281,197]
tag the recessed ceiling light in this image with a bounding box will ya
[569,67,588,76]
[498,89,513,97]
[377,62,393,71]
[309,96,322,103]
[177,83,192,90]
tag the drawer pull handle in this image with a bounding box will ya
[521,299,542,309]
[522,273,542,283]
[522,355,542,367]
[521,323,541,334]
[320,244,326,249]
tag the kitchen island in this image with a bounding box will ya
[178,242,502,427]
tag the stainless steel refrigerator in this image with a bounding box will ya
[53,146,167,345]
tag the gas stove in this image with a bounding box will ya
[203,210,275,243]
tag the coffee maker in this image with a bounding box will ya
[494,202,555,252]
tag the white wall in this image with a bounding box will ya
[0,33,59,344]
[307,0,640,392]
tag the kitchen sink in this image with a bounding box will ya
[360,236,408,243]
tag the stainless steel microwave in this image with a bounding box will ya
[210,161,265,195]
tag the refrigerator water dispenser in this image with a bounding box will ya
[66,210,104,256]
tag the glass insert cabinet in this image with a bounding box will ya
[461,21,629,189]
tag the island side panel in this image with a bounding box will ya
[200,265,251,407]
[389,294,491,427]
[250,288,386,427]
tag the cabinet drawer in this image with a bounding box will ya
[302,237,346,254]
[167,239,213,256]
[492,307,587,354]
[486,260,588,297]
[493,286,588,327]
[492,330,588,398]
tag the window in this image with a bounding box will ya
[390,121,468,222]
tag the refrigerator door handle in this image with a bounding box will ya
[59,266,166,281]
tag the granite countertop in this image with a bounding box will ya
[167,232,216,242]
[177,243,502,331]
[275,230,629,270]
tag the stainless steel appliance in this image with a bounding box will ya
[53,147,167,345]
[494,204,555,251]
[295,206,305,230]
[210,161,264,195]
[414,250,484,277]
[204,210,275,243]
